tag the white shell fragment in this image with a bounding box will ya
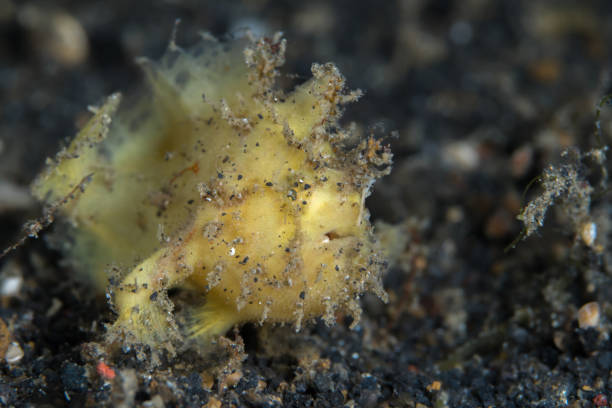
[580,221,597,247]
[5,342,24,364]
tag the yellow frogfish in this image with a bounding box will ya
[31,32,392,347]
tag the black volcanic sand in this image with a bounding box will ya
[2,1,612,407]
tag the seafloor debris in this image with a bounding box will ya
[517,146,607,246]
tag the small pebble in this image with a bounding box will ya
[205,397,222,408]
[528,58,561,83]
[5,342,24,364]
[580,221,597,247]
[96,361,116,380]
[221,370,242,390]
[578,301,600,329]
[0,318,9,359]
[46,298,63,318]
[0,181,33,213]
[142,395,165,408]
[0,275,22,297]
[293,3,335,36]
[510,145,533,178]
[426,380,442,391]
[18,6,89,67]
[443,141,479,171]
[201,372,214,391]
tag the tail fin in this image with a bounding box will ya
[187,299,239,341]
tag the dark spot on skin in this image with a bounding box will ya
[237,174,243,180]
[257,113,263,119]
[299,291,305,299]
[218,173,224,179]
[129,110,151,132]
[325,231,341,240]
[149,292,158,301]
[164,49,180,69]
[187,199,194,204]
[304,184,311,190]
[266,182,273,186]
[174,70,191,88]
